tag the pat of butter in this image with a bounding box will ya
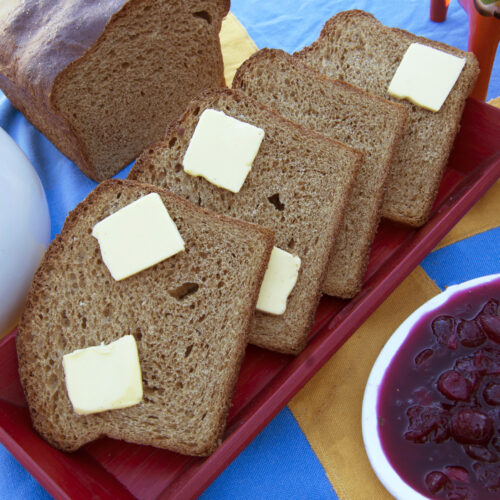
[62,335,143,415]
[183,109,265,193]
[388,43,466,112]
[257,247,301,315]
[92,193,185,281]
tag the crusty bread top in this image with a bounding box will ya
[0,0,230,100]
[295,10,479,226]
[233,48,407,298]
[130,88,362,354]
[16,179,273,456]
[0,0,231,181]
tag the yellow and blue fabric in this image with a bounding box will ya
[0,1,499,498]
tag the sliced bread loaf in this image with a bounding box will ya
[16,179,274,455]
[129,88,362,354]
[0,0,229,181]
[295,10,479,226]
[233,48,407,298]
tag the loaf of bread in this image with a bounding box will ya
[233,48,407,298]
[16,179,274,455]
[0,0,229,181]
[295,10,479,226]
[130,88,362,354]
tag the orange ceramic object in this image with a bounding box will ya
[431,0,500,100]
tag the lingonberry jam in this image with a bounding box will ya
[378,278,500,499]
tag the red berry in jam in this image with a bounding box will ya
[472,462,500,490]
[451,409,494,445]
[425,470,449,494]
[454,355,481,388]
[414,348,433,366]
[474,348,500,375]
[404,405,450,443]
[480,299,499,316]
[483,381,500,406]
[479,315,500,344]
[437,370,472,401]
[457,319,486,347]
[464,444,498,462]
[444,465,470,483]
[432,315,457,349]
[446,485,474,500]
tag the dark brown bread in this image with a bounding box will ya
[233,48,407,298]
[295,10,480,226]
[0,0,229,181]
[16,179,274,455]
[130,88,362,354]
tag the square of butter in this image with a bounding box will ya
[62,335,143,415]
[257,247,301,316]
[92,192,185,281]
[388,43,466,112]
[182,108,265,193]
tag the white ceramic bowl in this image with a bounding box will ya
[0,127,50,336]
[362,273,500,500]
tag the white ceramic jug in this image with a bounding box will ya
[0,127,50,337]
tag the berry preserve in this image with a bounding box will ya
[378,277,500,499]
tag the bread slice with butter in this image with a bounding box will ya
[130,88,362,354]
[16,179,274,455]
[233,48,407,298]
[295,10,479,227]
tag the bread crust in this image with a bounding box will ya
[0,0,230,180]
[295,9,479,227]
[16,178,273,455]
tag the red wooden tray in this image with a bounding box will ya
[1,98,499,500]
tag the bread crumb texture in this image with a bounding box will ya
[233,48,407,297]
[130,88,362,353]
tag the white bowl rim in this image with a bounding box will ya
[361,273,500,500]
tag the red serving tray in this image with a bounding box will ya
[1,98,500,499]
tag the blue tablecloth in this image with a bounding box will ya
[1,1,499,498]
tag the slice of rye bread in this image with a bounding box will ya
[16,179,274,455]
[295,10,480,227]
[129,88,362,354]
[0,0,229,181]
[233,48,407,298]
